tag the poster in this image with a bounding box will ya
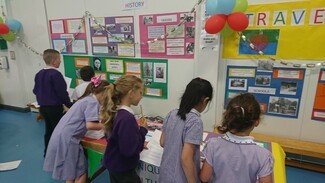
[89,16,135,57]
[225,65,305,118]
[223,0,325,60]
[139,12,196,59]
[63,55,168,99]
[312,69,325,121]
[49,18,87,54]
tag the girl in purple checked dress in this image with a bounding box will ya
[200,93,274,183]
[43,76,109,183]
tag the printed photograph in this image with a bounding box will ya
[186,42,194,54]
[186,26,195,38]
[143,62,153,77]
[93,26,103,35]
[255,75,271,86]
[93,57,102,71]
[257,60,273,72]
[280,81,297,95]
[75,69,81,78]
[268,96,298,116]
[155,67,164,79]
[106,24,116,32]
[144,78,152,86]
[121,24,131,32]
[143,16,153,25]
[125,34,134,43]
[180,13,194,22]
[229,78,247,91]
[108,46,117,54]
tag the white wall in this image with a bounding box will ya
[1,0,324,143]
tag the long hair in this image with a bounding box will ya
[217,93,261,134]
[100,75,143,132]
[177,77,213,120]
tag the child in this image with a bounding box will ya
[33,49,73,157]
[43,75,109,183]
[159,77,213,183]
[200,93,274,183]
[100,75,148,183]
[71,66,95,101]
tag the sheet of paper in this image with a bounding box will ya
[140,130,163,167]
[52,39,66,52]
[64,77,72,91]
[71,40,86,53]
[67,19,85,33]
[0,160,21,171]
[51,20,64,34]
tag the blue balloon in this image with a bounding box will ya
[5,19,22,32]
[206,0,219,15]
[206,0,236,15]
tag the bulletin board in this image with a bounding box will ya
[89,16,135,57]
[139,12,196,59]
[49,18,88,54]
[312,68,325,121]
[63,55,168,99]
[225,65,305,118]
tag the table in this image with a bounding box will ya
[81,132,286,183]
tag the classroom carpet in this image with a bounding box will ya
[0,109,324,183]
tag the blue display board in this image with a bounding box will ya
[225,66,305,118]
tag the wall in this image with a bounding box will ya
[1,0,324,143]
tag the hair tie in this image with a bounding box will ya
[234,106,245,116]
[91,75,102,87]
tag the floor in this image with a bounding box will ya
[0,109,324,183]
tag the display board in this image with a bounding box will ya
[49,18,88,54]
[89,16,135,57]
[139,12,196,59]
[63,55,168,99]
[225,65,305,118]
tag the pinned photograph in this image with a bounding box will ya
[144,78,152,86]
[75,69,81,78]
[143,62,153,77]
[154,63,166,83]
[143,16,153,25]
[255,75,271,86]
[268,96,298,116]
[125,34,134,43]
[106,24,116,32]
[186,26,195,38]
[121,24,131,32]
[186,42,194,54]
[180,13,194,22]
[229,78,247,91]
[257,60,273,72]
[93,57,102,71]
[108,46,117,54]
[280,81,297,95]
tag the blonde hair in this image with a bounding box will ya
[43,49,60,65]
[100,75,143,132]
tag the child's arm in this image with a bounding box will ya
[181,143,197,183]
[86,121,103,130]
[258,174,272,183]
[200,160,213,183]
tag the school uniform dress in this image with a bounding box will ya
[43,95,100,180]
[71,81,90,100]
[202,132,274,183]
[159,109,203,183]
[102,106,148,183]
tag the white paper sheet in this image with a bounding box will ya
[0,160,21,171]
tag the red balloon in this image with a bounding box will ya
[227,12,249,32]
[0,23,9,34]
[205,14,227,34]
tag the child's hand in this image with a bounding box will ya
[139,117,148,129]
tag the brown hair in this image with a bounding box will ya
[217,93,261,134]
[100,75,143,132]
[43,49,60,65]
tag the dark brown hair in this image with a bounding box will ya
[217,93,261,134]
